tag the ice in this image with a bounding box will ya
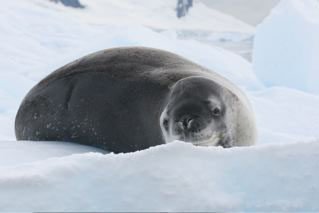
[253,0,319,94]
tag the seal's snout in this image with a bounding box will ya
[177,116,201,133]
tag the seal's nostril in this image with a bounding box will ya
[187,119,195,129]
[181,117,192,129]
[177,121,185,130]
[181,117,198,131]
[182,119,188,129]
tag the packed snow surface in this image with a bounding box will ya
[0,0,319,211]
[1,141,319,212]
[253,0,319,94]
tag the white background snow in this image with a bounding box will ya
[0,0,319,211]
[253,0,319,94]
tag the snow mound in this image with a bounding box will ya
[0,141,106,167]
[0,141,319,211]
[252,0,319,94]
[250,87,319,144]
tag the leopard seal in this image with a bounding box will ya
[15,47,257,153]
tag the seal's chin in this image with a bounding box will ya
[190,134,220,146]
[174,131,231,148]
[184,126,219,146]
[170,128,220,146]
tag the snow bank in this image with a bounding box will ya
[0,141,319,212]
[250,87,319,144]
[253,0,319,94]
[0,141,106,167]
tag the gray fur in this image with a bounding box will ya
[15,47,256,153]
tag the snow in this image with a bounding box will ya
[77,0,255,33]
[251,87,319,144]
[0,0,319,211]
[1,141,319,211]
[253,0,319,94]
[0,141,107,167]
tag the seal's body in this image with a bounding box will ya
[15,47,256,153]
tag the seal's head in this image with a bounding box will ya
[160,76,232,148]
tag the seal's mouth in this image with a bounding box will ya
[191,134,219,146]
[175,127,218,146]
[177,129,231,148]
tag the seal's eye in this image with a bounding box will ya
[212,107,221,117]
[163,119,169,130]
